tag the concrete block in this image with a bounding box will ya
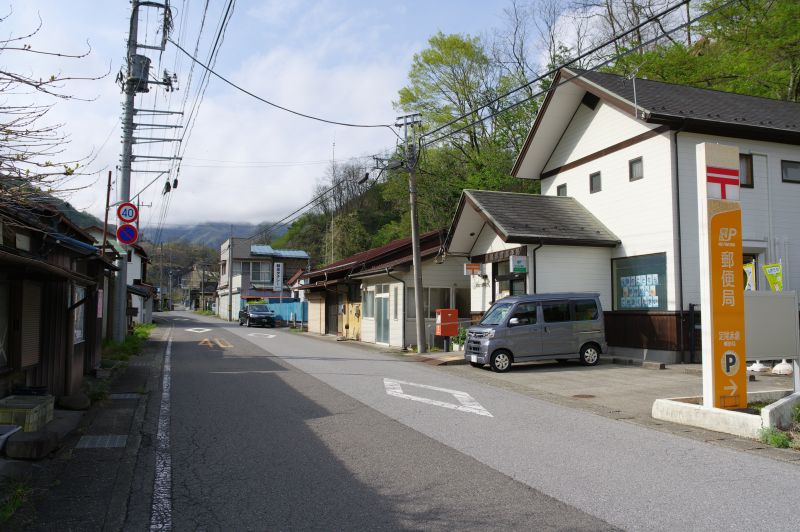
[57,393,91,411]
[46,410,83,441]
[642,361,666,370]
[761,392,800,430]
[5,430,58,459]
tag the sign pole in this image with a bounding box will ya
[697,143,747,409]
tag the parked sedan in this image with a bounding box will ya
[238,304,276,328]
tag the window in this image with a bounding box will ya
[248,261,272,282]
[511,302,537,325]
[629,157,643,181]
[542,302,570,322]
[739,154,753,188]
[407,287,451,319]
[590,171,601,193]
[393,287,398,320]
[574,299,599,321]
[348,283,362,303]
[781,160,800,183]
[363,290,374,318]
[221,261,227,276]
[127,250,132,262]
[612,253,667,310]
[556,184,567,196]
[251,261,261,280]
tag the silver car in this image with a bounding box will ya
[465,293,607,372]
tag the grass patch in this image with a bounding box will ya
[194,310,215,316]
[103,323,156,361]
[85,379,110,403]
[0,478,31,525]
[748,401,769,414]
[759,427,792,448]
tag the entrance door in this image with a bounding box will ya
[375,285,390,344]
[505,302,541,360]
[325,294,339,335]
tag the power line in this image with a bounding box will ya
[420,0,737,148]
[167,37,402,140]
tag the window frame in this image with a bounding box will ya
[629,157,643,182]
[781,160,800,183]
[739,154,754,188]
[589,171,601,194]
[556,184,567,196]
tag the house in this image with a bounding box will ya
[301,230,469,350]
[0,201,116,398]
[179,264,218,311]
[445,67,800,364]
[215,239,310,320]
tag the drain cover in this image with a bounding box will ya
[572,394,596,399]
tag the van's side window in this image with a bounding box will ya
[511,303,537,325]
[542,302,570,322]
[574,299,599,321]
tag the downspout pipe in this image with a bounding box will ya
[385,268,407,351]
[530,241,544,293]
[673,125,686,363]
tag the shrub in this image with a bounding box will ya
[0,478,31,524]
[451,327,467,345]
[792,404,800,425]
[759,427,791,448]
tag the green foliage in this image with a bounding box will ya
[609,0,800,102]
[792,403,800,425]
[759,427,791,448]
[102,323,155,361]
[194,309,215,316]
[451,326,468,345]
[86,379,110,403]
[0,478,31,525]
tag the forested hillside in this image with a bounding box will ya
[266,0,800,268]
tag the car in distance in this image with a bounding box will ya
[238,304,276,328]
[465,293,607,372]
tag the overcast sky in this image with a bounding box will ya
[8,1,516,233]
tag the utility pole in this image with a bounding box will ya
[102,170,112,258]
[396,113,426,353]
[113,0,140,341]
[227,226,233,321]
[115,0,177,338]
[200,263,205,311]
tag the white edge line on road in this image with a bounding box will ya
[383,378,493,417]
[150,335,173,531]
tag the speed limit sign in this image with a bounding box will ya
[117,202,139,223]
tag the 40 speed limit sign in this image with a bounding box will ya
[117,202,139,223]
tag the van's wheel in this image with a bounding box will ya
[579,343,600,366]
[490,350,512,373]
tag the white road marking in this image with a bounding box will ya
[248,333,276,338]
[171,318,189,321]
[150,336,172,530]
[209,371,280,375]
[185,327,211,333]
[383,378,493,417]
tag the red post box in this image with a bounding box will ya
[435,309,459,336]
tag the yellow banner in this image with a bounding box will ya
[709,205,747,409]
[762,263,783,292]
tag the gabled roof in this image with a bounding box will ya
[444,190,619,254]
[301,230,445,287]
[513,67,800,179]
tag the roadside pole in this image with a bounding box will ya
[114,0,139,341]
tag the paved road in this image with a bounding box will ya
[138,312,800,531]
[144,313,615,530]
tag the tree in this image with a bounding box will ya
[0,13,102,208]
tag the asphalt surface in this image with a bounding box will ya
[144,313,616,531]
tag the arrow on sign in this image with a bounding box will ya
[723,379,738,396]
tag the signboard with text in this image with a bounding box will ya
[697,143,747,409]
[273,262,284,292]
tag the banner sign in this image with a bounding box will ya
[697,143,747,410]
[510,255,527,273]
[464,263,482,276]
[273,262,284,292]
[743,262,755,291]
[762,263,783,292]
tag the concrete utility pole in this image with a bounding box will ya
[114,0,140,341]
[396,113,426,353]
[227,227,233,321]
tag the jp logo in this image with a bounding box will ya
[721,350,740,376]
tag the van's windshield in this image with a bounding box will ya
[479,302,512,326]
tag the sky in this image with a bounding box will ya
[6,1,519,235]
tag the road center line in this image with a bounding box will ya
[150,336,172,531]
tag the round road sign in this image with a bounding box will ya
[117,202,139,223]
[117,223,139,245]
